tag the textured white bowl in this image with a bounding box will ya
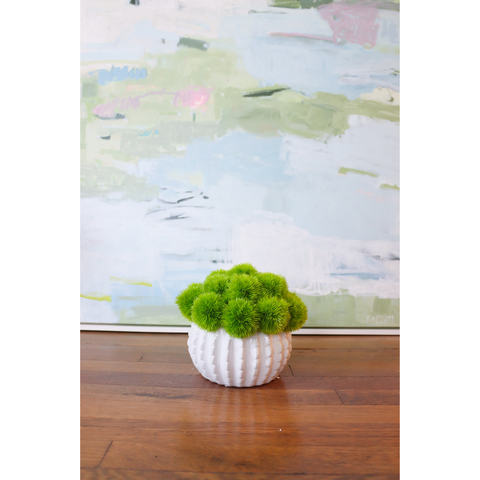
[187,323,292,387]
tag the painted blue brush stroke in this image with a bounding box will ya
[81,21,181,62]
[92,66,147,86]
[331,273,384,280]
[138,132,288,189]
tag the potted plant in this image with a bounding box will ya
[176,263,308,387]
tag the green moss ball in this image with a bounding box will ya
[257,296,291,335]
[222,298,259,338]
[205,268,229,280]
[228,263,258,276]
[203,273,230,297]
[257,272,288,299]
[226,274,262,302]
[285,292,308,332]
[175,283,204,320]
[191,292,225,332]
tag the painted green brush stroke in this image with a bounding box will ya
[118,305,190,325]
[299,293,399,328]
[338,167,379,178]
[380,183,400,190]
[269,0,399,9]
[270,0,302,8]
[219,89,398,139]
[81,82,98,98]
[243,86,289,97]
[113,294,398,328]
[177,37,209,51]
[347,97,399,123]
[110,277,153,287]
[270,0,333,8]
[81,161,160,201]
[81,293,112,302]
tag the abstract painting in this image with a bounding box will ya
[81,0,399,328]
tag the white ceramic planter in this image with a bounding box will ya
[187,323,292,387]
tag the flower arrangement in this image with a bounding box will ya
[176,263,308,338]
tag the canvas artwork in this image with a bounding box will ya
[80,0,400,328]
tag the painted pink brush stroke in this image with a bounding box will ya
[92,87,212,118]
[319,2,380,47]
[92,90,171,118]
[174,87,212,110]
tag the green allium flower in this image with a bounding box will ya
[222,298,259,338]
[257,296,291,335]
[285,292,308,332]
[176,283,204,320]
[205,269,229,280]
[257,272,288,299]
[204,273,230,297]
[191,292,225,332]
[226,274,262,302]
[228,263,258,276]
[175,264,308,338]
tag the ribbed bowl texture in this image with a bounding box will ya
[187,323,292,387]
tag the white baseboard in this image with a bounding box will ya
[80,324,399,335]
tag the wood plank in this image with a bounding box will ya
[289,366,398,377]
[81,345,144,363]
[82,425,399,447]
[81,394,399,426]
[82,469,399,480]
[81,344,192,364]
[82,361,291,377]
[291,348,399,358]
[99,442,399,475]
[292,335,399,349]
[140,351,207,364]
[81,384,337,405]
[81,370,399,390]
[81,371,219,388]
[289,354,399,377]
[81,332,399,350]
[80,419,399,436]
[250,375,400,390]
[81,439,112,468]
[82,415,399,433]
[337,390,400,405]
[82,361,202,376]
[81,332,188,348]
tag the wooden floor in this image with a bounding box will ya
[81,332,399,479]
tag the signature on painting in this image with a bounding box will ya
[366,314,395,325]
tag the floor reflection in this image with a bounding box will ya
[175,373,299,469]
